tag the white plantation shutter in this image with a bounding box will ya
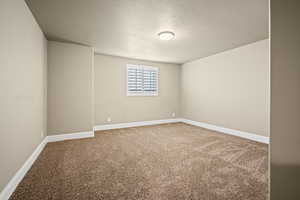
[127,65,143,94]
[127,64,158,96]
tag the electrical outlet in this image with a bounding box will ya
[41,131,44,138]
[107,117,111,122]
[172,112,176,117]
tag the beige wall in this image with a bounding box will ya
[47,41,93,135]
[270,0,300,199]
[181,39,269,136]
[0,0,47,192]
[94,54,180,125]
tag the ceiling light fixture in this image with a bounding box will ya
[158,31,175,40]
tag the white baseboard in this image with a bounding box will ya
[94,118,181,131]
[181,118,269,144]
[47,131,94,143]
[0,138,48,200]
[93,118,269,144]
[0,130,95,199]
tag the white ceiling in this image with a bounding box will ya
[26,0,269,64]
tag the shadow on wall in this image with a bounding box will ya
[271,164,300,199]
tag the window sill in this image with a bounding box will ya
[127,93,158,97]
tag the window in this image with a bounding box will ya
[127,64,158,96]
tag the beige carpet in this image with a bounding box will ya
[10,123,268,200]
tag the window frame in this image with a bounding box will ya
[126,64,159,96]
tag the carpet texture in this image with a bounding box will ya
[10,123,268,200]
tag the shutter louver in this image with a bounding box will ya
[127,64,158,96]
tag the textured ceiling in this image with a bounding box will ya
[26,0,269,64]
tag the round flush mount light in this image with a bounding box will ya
[158,31,175,40]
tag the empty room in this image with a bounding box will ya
[1,0,300,200]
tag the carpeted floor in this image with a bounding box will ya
[10,123,268,200]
